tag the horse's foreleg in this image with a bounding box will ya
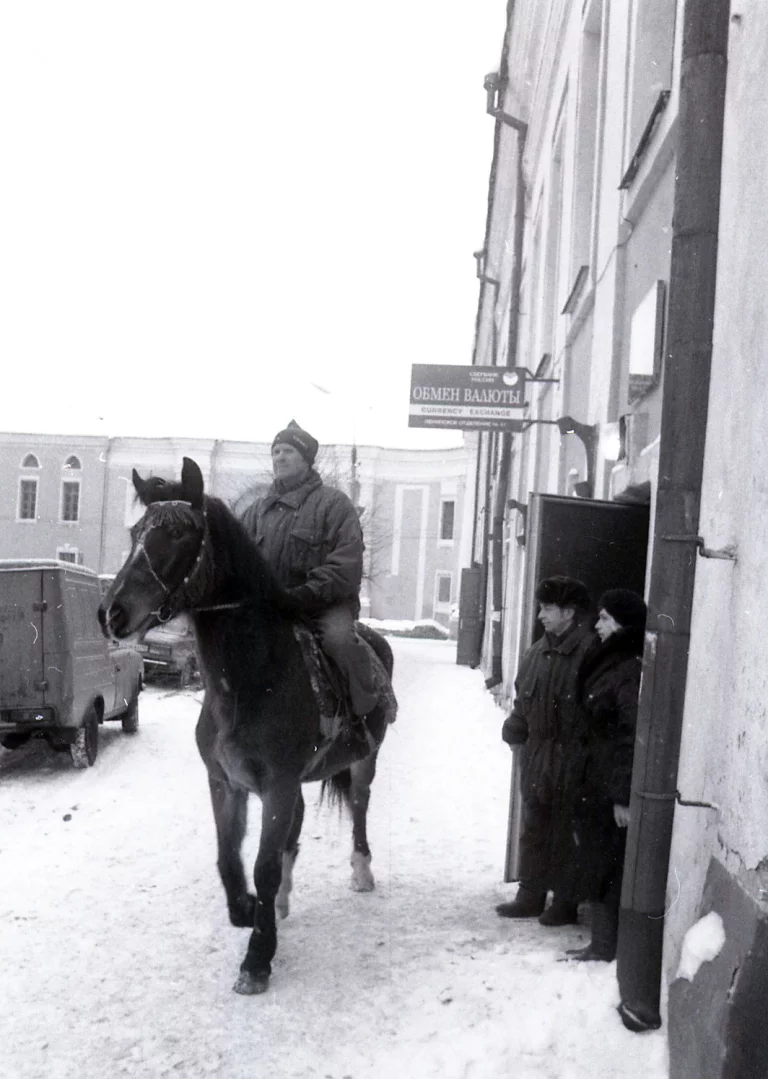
[275,790,305,920]
[208,776,254,927]
[348,753,378,892]
[234,781,300,996]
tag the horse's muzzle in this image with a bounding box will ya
[98,600,126,640]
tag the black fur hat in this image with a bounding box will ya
[598,589,647,630]
[535,576,590,611]
[271,419,319,466]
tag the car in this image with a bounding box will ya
[137,614,199,687]
[0,559,144,767]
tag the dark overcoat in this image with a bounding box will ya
[559,626,644,901]
[501,619,595,806]
[241,471,363,613]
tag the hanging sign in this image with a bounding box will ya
[408,364,528,431]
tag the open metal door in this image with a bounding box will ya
[504,494,650,881]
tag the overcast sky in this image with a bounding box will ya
[0,2,503,450]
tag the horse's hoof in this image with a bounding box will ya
[275,898,290,920]
[350,851,375,892]
[233,971,270,996]
[228,895,256,928]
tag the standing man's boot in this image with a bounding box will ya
[496,885,547,919]
[565,901,618,960]
[538,895,579,927]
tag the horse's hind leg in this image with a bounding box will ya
[235,780,300,996]
[208,775,254,927]
[275,789,304,920]
[348,753,378,892]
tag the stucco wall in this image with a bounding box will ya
[664,6,768,978]
[0,434,108,568]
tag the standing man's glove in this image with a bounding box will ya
[501,715,528,746]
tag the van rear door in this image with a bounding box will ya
[0,567,46,710]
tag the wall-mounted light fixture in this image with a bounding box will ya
[484,71,528,135]
[554,416,598,498]
[600,420,624,463]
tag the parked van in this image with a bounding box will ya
[0,560,144,768]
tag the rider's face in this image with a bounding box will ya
[271,443,309,484]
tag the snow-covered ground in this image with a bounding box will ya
[0,638,669,1079]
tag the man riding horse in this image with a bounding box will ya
[241,420,377,748]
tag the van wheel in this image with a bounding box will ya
[122,691,140,733]
[70,711,99,768]
[179,659,195,689]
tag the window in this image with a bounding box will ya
[63,455,82,470]
[435,573,452,607]
[569,0,603,291]
[18,479,38,521]
[622,0,677,185]
[57,547,81,564]
[61,480,80,522]
[21,453,40,468]
[439,500,455,543]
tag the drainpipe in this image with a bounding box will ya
[472,430,495,668]
[470,433,484,564]
[616,0,730,1033]
[486,105,527,689]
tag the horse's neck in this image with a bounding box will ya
[192,604,296,696]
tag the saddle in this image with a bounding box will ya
[294,623,397,781]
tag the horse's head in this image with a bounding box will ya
[98,457,207,640]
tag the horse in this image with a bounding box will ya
[98,457,395,995]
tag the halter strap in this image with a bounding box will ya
[137,501,209,621]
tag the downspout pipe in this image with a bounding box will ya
[470,6,514,669]
[486,115,527,689]
[616,0,730,1033]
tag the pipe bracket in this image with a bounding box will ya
[635,788,720,812]
[660,534,737,561]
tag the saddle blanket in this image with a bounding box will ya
[293,623,397,748]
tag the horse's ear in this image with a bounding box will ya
[181,457,205,509]
[132,468,150,505]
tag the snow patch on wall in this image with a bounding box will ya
[676,911,726,982]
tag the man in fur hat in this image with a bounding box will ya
[496,575,595,925]
[241,421,378,728]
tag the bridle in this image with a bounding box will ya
[135,499,243,622]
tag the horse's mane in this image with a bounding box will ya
[201,494,288,613]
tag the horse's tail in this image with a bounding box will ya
[320,769,352,813]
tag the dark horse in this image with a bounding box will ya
[98,457,395,995]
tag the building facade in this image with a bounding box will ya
[468,0,763,1067]
[0,432,471,628]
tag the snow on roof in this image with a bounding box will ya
[0,558,97,576]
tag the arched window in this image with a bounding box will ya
[63,455,82,471]
[21,453,40,468]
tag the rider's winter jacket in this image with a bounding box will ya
[240,470,363,613]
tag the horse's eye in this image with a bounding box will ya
[168,527,184,540]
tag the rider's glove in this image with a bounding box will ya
[282,585,319,615]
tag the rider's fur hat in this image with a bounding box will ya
[536,575,590,612]
[272,420,319,466]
